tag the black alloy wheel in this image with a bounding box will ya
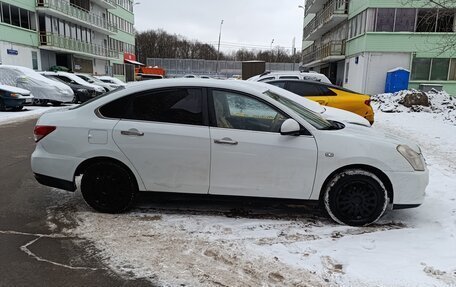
[81,161,137,213]
[324,169,388,226]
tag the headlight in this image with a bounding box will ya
[10,93,20,98]
[397,145,425,171]
[77,89,88,93]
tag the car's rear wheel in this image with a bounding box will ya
[33,99,48,106]
[81,161,137,213]
[323,169,388,226]
[0,99,6,111]
[12,106,24,111]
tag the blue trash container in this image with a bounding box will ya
[385,68,410,93]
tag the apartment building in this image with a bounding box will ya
[0,0,135,81]
[302,0,456,95]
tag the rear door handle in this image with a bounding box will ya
[121,129,144,136]
[214,137,238,145]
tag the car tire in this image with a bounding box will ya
[72,95,80,104]
[81,161,137,213]
[12,106,24,111]
[33,99,48,106]
[323,169,388,226]
[0,99,6,111]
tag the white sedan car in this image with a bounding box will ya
[31,79,428,226]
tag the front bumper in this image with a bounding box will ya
[386,168,429,207]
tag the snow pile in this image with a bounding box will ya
[372,90,456,125]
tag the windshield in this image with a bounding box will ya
[263,90,332,130]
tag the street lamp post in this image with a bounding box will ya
[215,20,224,75]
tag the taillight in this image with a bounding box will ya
[364,99,371,106]
[34,125,56,142]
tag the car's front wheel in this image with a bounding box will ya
[81,161,137,213]
[323,169,388,226]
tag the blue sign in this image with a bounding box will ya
[7,49,18,55]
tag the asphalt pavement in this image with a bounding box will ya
[0,118,151,287]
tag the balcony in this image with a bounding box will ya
[91,0,116,9]
[302,41,346,67]
[303,0,348,41]
[305,0,325,15]
[39,32,119,60]
[36,0,117,35]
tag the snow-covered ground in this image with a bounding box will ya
[46,106,456,287]
[0,106,69,125]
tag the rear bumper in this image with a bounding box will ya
[34,173,76,192]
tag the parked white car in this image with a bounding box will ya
[40,72,105,94]
[95,76,126,88]
[0,65,73,105]
[75,74,115,92]
[31,79,428,226]
[248,71,332,84]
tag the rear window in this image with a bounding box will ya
[279,76,299,79]
[286,82,324,96]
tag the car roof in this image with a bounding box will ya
[265,79,363,95]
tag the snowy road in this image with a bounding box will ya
[45,109,456,287]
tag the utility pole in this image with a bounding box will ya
[216,19,224,75]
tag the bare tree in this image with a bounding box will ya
[135,29,298,63]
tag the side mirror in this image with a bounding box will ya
[280,119,301,136]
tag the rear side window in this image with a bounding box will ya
[126,88,203,126]
[286,82,324,96]
[99,96,130,118]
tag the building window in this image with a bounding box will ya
[31,51,38,70]
[0,2,36,30]
[411,58,431,80]
[113,63,125,75]
[1,3,10,25]
[376,8,395,32]
[416,9,437,32]
[394,8,416,32]
[412,57,455,81]
[449,59,456,81]
[436,9,455,32]
[430,58,450,80]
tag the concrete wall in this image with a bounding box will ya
[345,52,411,95]
[0,41,41,70]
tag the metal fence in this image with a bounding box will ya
[146,58,300,78]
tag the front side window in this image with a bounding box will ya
[263,90,332,130]
[126,88,203,126]
[212,90,288,133]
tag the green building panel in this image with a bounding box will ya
[347,33,456,58]
[0,23,38,46]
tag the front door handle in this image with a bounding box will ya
[121,129,144,136]
[214,137,238,145]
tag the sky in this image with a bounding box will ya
[133,0,305,54]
